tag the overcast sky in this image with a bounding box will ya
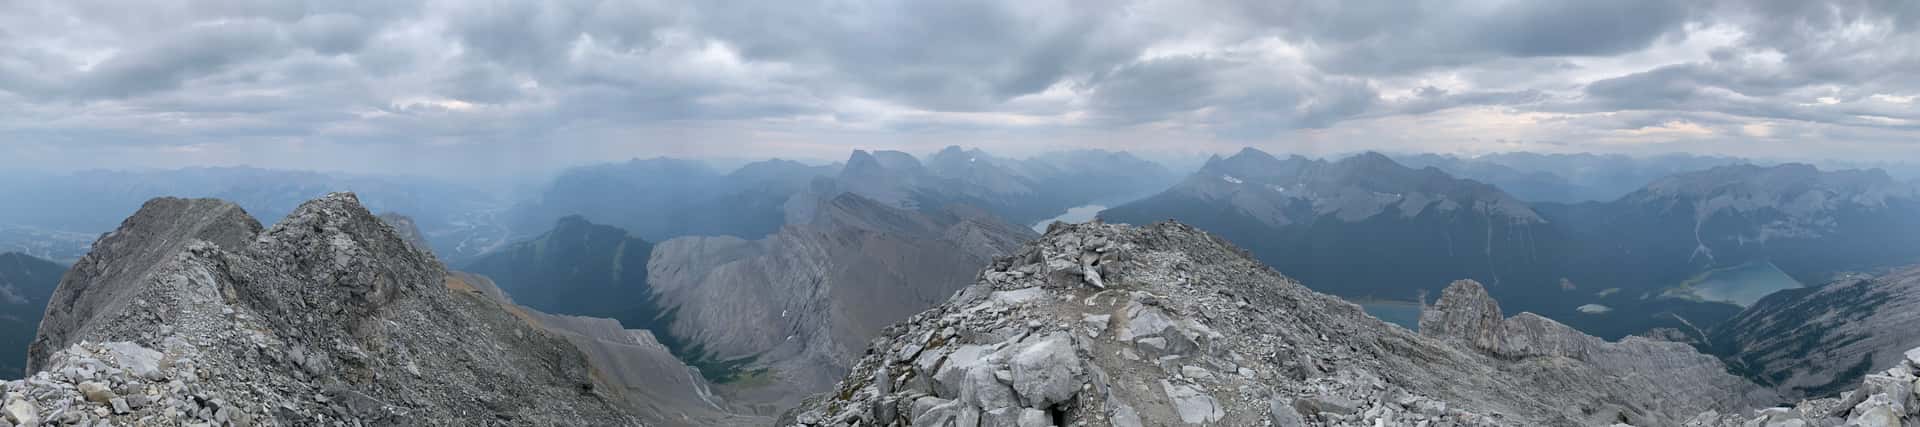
[1,0,1916,177]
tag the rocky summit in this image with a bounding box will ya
[779,220,1778,427]
[9,193,635,426]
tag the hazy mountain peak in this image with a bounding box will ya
[1234,146,1275,158]
[926,145,992,167]
[1198,147,1300,182]
[1642,163,1904,198]
[728,158,810,175]
[1217,146,1281,165]
[619,156,718,175]
[1337,151,1399,170]
[842,149,925,178]
[871,150,923,170]
[933,144,969,159]
[845,149,877,167]
[1633,162,1917,226]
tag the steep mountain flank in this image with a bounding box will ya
[10,193,636,425]
[445,271,770,426]
[31,197,263,369]
[783,221,1770,426]
[463,215,660,330]
[1706,265,1920,399]
[1565,164,1920,290]
[0,252,64,378]
[647,192,1035,408]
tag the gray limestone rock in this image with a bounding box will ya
[6,193,640,426]
[1010,333,1084,408]
[1269,396,1308,427]
[1421,279,1783,424]
[784,221,1780,427]
[1164,380,1225,424]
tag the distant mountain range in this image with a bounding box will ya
[472,150,1050,411]
[1392,152,1751,203]
[510,147,1177,244]
[1104,148,1920,339]
[508,157,837,244]
[0,167,510,262]
[1104,149,1551,297]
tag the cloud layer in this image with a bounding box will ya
[1,0,1915,176]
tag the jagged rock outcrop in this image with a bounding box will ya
[1421,280,1782,418]
[1707,265,1920,399]
[783,221,1773,426]
[647,192,1034,408]
[9,193,637,426]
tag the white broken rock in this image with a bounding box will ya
[1011,333,1085,408]
[1162,380,1225,424]
[4,396,37,426]
[1082,314,1111,338]
[102,341,165,381]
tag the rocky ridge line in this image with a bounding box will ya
[6,193,636,426]
[781,220,1770,426]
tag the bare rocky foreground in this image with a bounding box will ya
[783,221,1920,427]
[6,194,639,426]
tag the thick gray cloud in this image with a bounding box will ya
[0,0,1915,177]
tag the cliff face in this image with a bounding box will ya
[10,193,636,426]
[784,221,1770,427]
[0,252,64,379]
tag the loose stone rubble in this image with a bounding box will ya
[1685,346,1920,427]
[780,220,1773,426]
